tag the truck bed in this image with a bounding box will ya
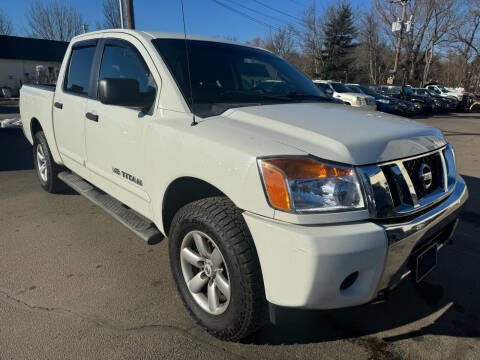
[19,83,56,148]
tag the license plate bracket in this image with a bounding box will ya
[416,243,438,282]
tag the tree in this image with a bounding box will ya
[103,0,123,29]
[355,11,386,84]
[299,4,324,77]
[263,26,295,59]
[452,0,480,89]
[0,9,13,35]
[320,3,357,81]
[26,0,85,41]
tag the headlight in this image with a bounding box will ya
[378,98,390,104]
[258,157,365,213]
[355,97,361,105]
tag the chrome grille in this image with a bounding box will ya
[403,153,443,198]
[358,145,456,219]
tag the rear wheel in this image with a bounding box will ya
[168,197,268,341]
[33,131,65,193]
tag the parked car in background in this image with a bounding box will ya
[425,84,465,106]
[313,80,376,109]
[414,88,457,111]
[411,88,447,112]
[376,85,433,114]
[312,81,345,104]
[346,84,411,115]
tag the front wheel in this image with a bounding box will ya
[168,197,268,341]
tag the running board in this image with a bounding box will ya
[58,171,163,244]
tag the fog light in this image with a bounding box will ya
[340,271,358,290]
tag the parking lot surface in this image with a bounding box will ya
[1,110,479,359]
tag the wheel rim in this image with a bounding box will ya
[180,230,231,315]
[36,144,48,182]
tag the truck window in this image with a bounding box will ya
[98,43,157,97]
[64,45,96,95]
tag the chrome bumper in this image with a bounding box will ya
[376,175,468,292]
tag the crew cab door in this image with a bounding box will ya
[84,36,159,214]
[53,40,98,170]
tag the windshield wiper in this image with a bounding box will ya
[281,92,329,101]
[218,90,300,102]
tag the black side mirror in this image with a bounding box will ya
[98,78,154,109]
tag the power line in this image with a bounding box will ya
[251,0,305,24]
[222,0,290,26]
[210,0,282,31]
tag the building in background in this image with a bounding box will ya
[0,35,68,97]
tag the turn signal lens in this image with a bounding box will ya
[260,161,291,211]
[259,157,364,213]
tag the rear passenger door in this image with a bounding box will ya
[84,36,159,215]
[53,40,98,173]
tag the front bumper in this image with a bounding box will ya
[244,176,468,309]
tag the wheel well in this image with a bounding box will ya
[162,177,227,236]
[30,118,42,137]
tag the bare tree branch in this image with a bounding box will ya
[26,0,84,41]
[103,0,123,29]
[0,9,13,35]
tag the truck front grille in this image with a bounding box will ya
[358,145,457,219]
[403,153,443,198]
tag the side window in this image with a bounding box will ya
[98,43,156,96]
[64,45,96,95]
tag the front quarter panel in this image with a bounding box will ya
[146,111,308,234]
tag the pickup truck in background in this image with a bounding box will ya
[313,79,377,109]
[20,30,468,341]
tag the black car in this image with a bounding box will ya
[360,85,416,116]
[376,85,433,114]
[413,88,455,111]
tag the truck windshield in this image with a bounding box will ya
[152,39,327,117]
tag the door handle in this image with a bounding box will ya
[54,102,63,109]
[86,112,99,122]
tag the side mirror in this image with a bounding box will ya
[98,78,154,109]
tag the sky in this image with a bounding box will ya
[1,0,367,42]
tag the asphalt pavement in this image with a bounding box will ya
[1,110,479,359]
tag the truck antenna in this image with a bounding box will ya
[180,0,197,126]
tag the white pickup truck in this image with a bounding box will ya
[20,30,468,341]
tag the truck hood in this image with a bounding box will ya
[223,102,446,165]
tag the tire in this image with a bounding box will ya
[33,131,65,193]
[168,197,268,341]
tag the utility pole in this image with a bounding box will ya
[118,0,124,28]
[391,0,409,84]
[125,0,135,29]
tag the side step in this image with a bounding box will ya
[58,171,163,244]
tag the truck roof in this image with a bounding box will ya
[71,29,264,51]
